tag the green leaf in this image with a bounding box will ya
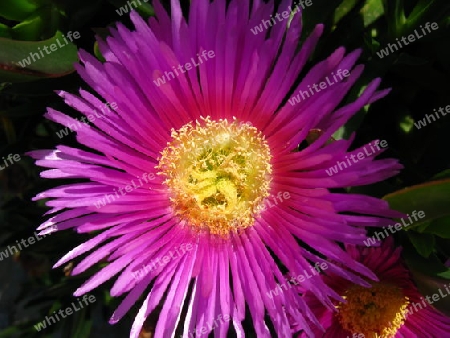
[93,41,105,62]
[403,244,450,280]
[333,0,359,25]
[414,221,431,233]
[420,216,450,238]
[407,231,435,257]
[381,0,406,37]
[135,2,155,18]
[432,169,450,180]
[405,0,440,31]
[11,10,46,41]
[0,24,11,39]
[9,5,60,41]
[361,0,384,27]
[383,179,450,229]
[0,327,21,337]
[399,115,414,133]
[0,0,38,21]
[0,31,78,82]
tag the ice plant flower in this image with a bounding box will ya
[29,0,404,337]
[298,238,450,337]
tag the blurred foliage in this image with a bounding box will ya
[0,0,449,336]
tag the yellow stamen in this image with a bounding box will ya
[156,117,272,235]
[337,282,410,338]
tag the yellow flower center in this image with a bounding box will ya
[337,283,410,338]
[156,117,272,235]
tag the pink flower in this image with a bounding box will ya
[29,0,403,336]
[299,238,450,337]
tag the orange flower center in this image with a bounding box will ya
[156,117,272,235]
[337,282,410,337]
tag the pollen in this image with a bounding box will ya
[156,117,272,235]
[337,282,410,337]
